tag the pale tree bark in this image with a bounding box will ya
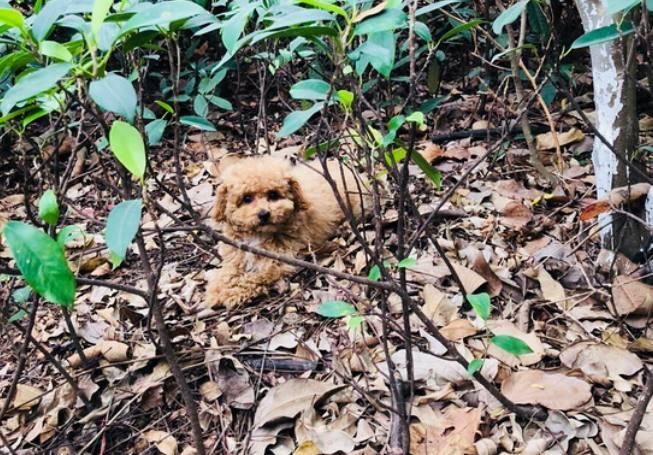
[574,0,649,259]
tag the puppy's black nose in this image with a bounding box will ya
[258,210,271,224]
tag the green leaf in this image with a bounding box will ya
[207,95,233,111]
[406,111,425,126]
[90,74,138,124]
[467,358,484,376]
[415,21,432,42]
[397,257,417,268]
[368,264,381,281]
[39,40,73,62]
[180,115,216,131]
[648,0,653,11]
[571,22,635,49]
[491,335,534,356]
[1,63,72,116]
[221,7,252,54]
[467,292,491,321]
[384,147,407,166]
[12,287,31,304]
[317,300,358,318]
[32,0,69,41]
[290,79,330,101]
[120,0,208,35]
[145,119,167,146]
[9,309,27,323]
[290,79,329,101]
[298,0,348,18]
[410,149,441,188]
[109,121,146,182]
[336,90,353,110]
[105,199,142,268]
[438,18,483,44]
[3,221,76,309]
[354,8,407,35]
[57,225,86,248]
[416,0,462,17]
[155,100,175,115]
[193,95,209,117]
[277,102,324,138]
[606,0,639,15]
[38,190,59,226]
[347,314,364,330]
[91,0,113,43]
[492,0,529,35]
[0,7,25,32]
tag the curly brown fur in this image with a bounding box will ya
[205,155,369,309]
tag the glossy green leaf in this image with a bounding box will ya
[467,292,491,321]
[317,300,358,318]
[145,119,167,146]
[90,73,138,124]
[1,63,72,116]
[193,95,209,117]
[354,9,406,35]
[368,264,381,281]
[492,0,528,34]
[12,287,31,304]
[384,147,407,166]
[415,21,432,41]
[406,111,425,126]
[32,0,69,41]
[208,95,233,111]
[57,225,86,248]
[38,189,59,226]
[467,358,484,376]
[0,7,25,31]
[347,314,364,330]
[606,0,639,15]
[416,0,462,17]
[277,102,324,138]
[109,121,146,181]
[9,309,27,322]
[364,30,395,78]
[221,8,251,54]
[571,22,635,49]
[397,257,417,268]
[410,149,441,188]
[120,0,208,35]
[298,0,348,18]
[91,0,113,43]
[438,18,483,44]
[155,100,175,115]
[105,199,142,268]
[3,221,76,309]
[39,40,73,62]
[180,115,217,131]
[289,79,330,100]
[336,90,353,110]
[491,335,534,356]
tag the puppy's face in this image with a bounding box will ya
[211,158,307,234]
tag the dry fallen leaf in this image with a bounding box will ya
[451,263,486,294]
[143,430,178,455]
[536,127,584,150]
[537,268,568,309]
[440,319,477,342]
[409,406,481,455]
[422,284,458,326]
[612,275,653,316]
[13,384,44,411]
[253,379,344,429]
[580,183,651,221]
[501,370,592,410]
[559,341,643,388]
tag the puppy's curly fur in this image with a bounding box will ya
[206,155,369,309]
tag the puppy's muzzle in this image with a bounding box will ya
[258,210,271,225]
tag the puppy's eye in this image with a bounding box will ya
[267,190,281,201]
[241,194,254,204]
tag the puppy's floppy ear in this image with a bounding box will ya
[288,177,309,211]
[210,184,229,221]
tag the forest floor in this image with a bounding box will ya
[2,72,653,455]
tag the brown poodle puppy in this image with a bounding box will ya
[206,155,369,309]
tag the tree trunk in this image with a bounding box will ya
[574,0,649,259]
